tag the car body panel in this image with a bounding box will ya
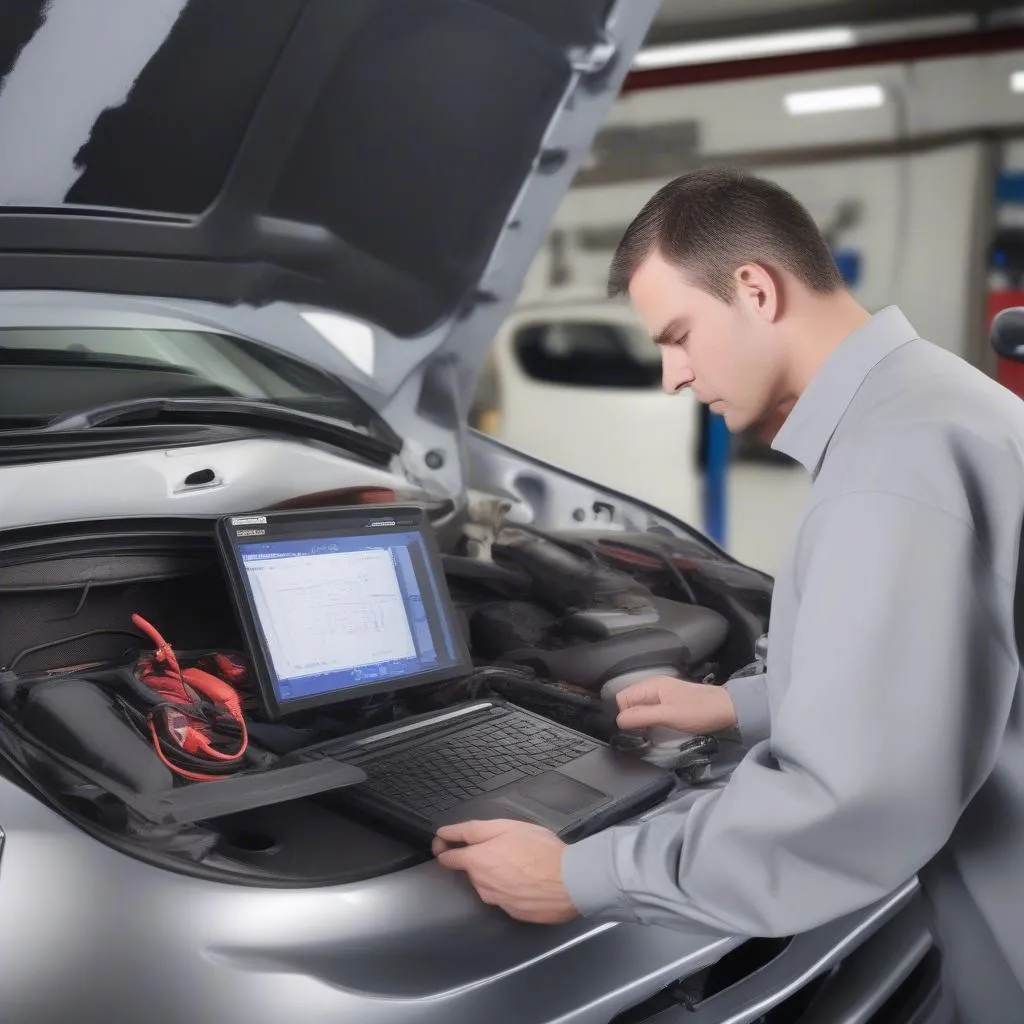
[1,768,939,1024]
[0,435,408,530]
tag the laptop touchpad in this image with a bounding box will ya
[517,773,604,815]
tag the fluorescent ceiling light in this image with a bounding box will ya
[1011,70,1024,93]
[633,27,855,71]
[784,84,886,115]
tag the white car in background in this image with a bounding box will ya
[473,295,704,527]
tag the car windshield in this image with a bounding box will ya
[0,326,378,430]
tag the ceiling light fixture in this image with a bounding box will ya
[784,83,886,115]
[1010,70,1024,93]
[632,26,856,71]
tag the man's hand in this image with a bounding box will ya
[616,676,737,734]
[432,819,579,924]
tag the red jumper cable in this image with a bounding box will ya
[131,614,249,782]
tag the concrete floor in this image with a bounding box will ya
[724,462,812,576]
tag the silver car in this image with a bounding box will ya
[0,2,952,1021]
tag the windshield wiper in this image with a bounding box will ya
[0,423,258,466]
[0,348,207,375]
[43,397,401,466]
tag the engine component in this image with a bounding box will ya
[497,627,691,692]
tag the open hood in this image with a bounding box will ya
[0,1,656,381]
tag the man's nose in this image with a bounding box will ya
[662,352,694,395]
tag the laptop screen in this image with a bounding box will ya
[217,506,471,717]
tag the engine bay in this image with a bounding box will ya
[0,495,772,885]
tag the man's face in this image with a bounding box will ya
[628,251,785,433]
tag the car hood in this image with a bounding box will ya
[0,1,657,415]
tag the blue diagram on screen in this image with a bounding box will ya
[238,532,458,703]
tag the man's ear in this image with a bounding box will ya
[734,262,780,323]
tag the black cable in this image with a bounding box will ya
[597,538,700,604]
[4,628,143,672]
[53,581,93,621]
[146,700,241,776]
[492,521,598,561]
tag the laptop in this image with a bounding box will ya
[215,504,674,844]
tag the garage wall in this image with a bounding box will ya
[517,47,1019,361]
[521,142,985,357]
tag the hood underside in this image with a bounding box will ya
[0,0,656,345]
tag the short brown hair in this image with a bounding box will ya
[607,167,845,302]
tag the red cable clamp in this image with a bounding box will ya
[132,614,249,782]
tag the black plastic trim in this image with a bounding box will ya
[38,396,400,465]
[0,423,255,465]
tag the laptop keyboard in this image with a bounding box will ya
[336,708,600,816]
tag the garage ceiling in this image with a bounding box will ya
[645,0,1021,46]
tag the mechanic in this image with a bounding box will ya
[434,168,1024,1021]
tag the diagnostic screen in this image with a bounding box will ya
[232,516,465,709]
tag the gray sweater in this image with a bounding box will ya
[562,306,1024,1022]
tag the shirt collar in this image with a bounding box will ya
[771,305,919,475]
